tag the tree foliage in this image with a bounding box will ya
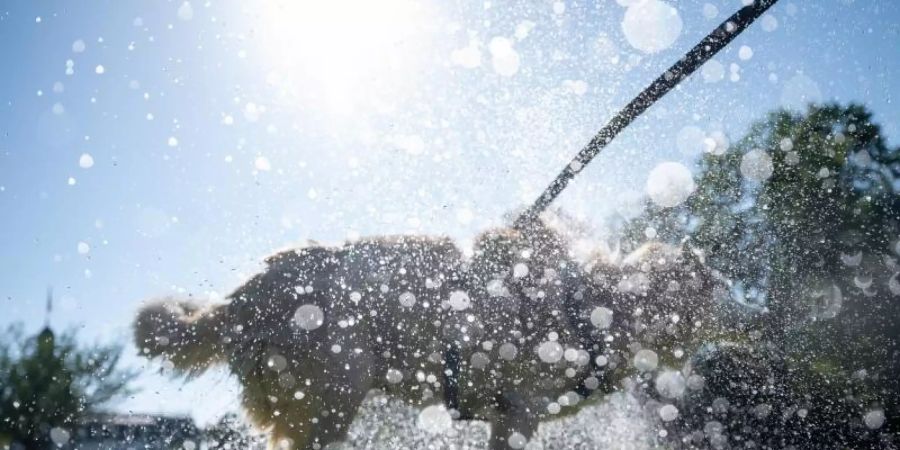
[624,103,900,442]
[0,324,137,449]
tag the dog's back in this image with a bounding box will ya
[134,228,622,449]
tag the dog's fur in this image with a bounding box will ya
[134,223,719,449]
[585,242,719,380]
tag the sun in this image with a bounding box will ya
[254,0,434,113]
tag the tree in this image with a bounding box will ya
[0,324,137,449]
[624,103,900,444]
[692,104,898,326]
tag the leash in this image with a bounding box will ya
[514,0,780,401]
[442,0,781,414]
[513,0,780,230]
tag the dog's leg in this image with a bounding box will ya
[305,385,368,449]
[489,392,539,450]
[252,357,372,450]
[264,384,367,450]
[294,350,374,450]
[264,403,322,450]
[267,423,311,450]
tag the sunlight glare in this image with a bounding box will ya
[256,0,434,113]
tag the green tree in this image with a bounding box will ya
[624,103,900,441]
[0,324,137,449]
[690,104,899,330]
[627,104,898,329]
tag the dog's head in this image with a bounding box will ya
[132,246,339,373]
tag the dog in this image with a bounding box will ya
[134,222,718,449]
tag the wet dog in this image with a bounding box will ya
[134,223,718,449]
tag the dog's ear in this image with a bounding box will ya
[133,299,227,375]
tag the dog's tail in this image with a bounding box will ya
[133,299,228,375]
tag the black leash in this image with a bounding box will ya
[442,0,781,414]
[514,0,780,230]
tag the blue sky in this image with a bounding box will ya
[1,0,898,424]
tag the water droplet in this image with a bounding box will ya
[537,341,563,363]
[448,290,471,311]
[633,349,658,372]
[50,427,71,446]
[177,2,194,21]
[79,153,95,169]
[508,432,528,449]
[621,0,683,54]
[655,370,686,399]
[417,404,452,434]
[294,304,325,330]
[781,74,822,110]
[840,251,862,267]
[386,368,403,384]
[471,352,491,369]
[254,156,271,171]
[499,343,518,360]
[676,126,706,156]
[702,59,724,83]
[646,162,695,208]
[487,279,509,297]
[398,292,416,307]
[267,355,288,372]
[659,404,679,422]
[740,149,774,182]
[513,263,529,278]
[863,409,885,429]
[489,37,520,77]
[888,273,900,296]
[590,306,614,329]
[779,137,794,151]
[761,14,778,32]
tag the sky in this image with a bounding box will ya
[1,0,898,425]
